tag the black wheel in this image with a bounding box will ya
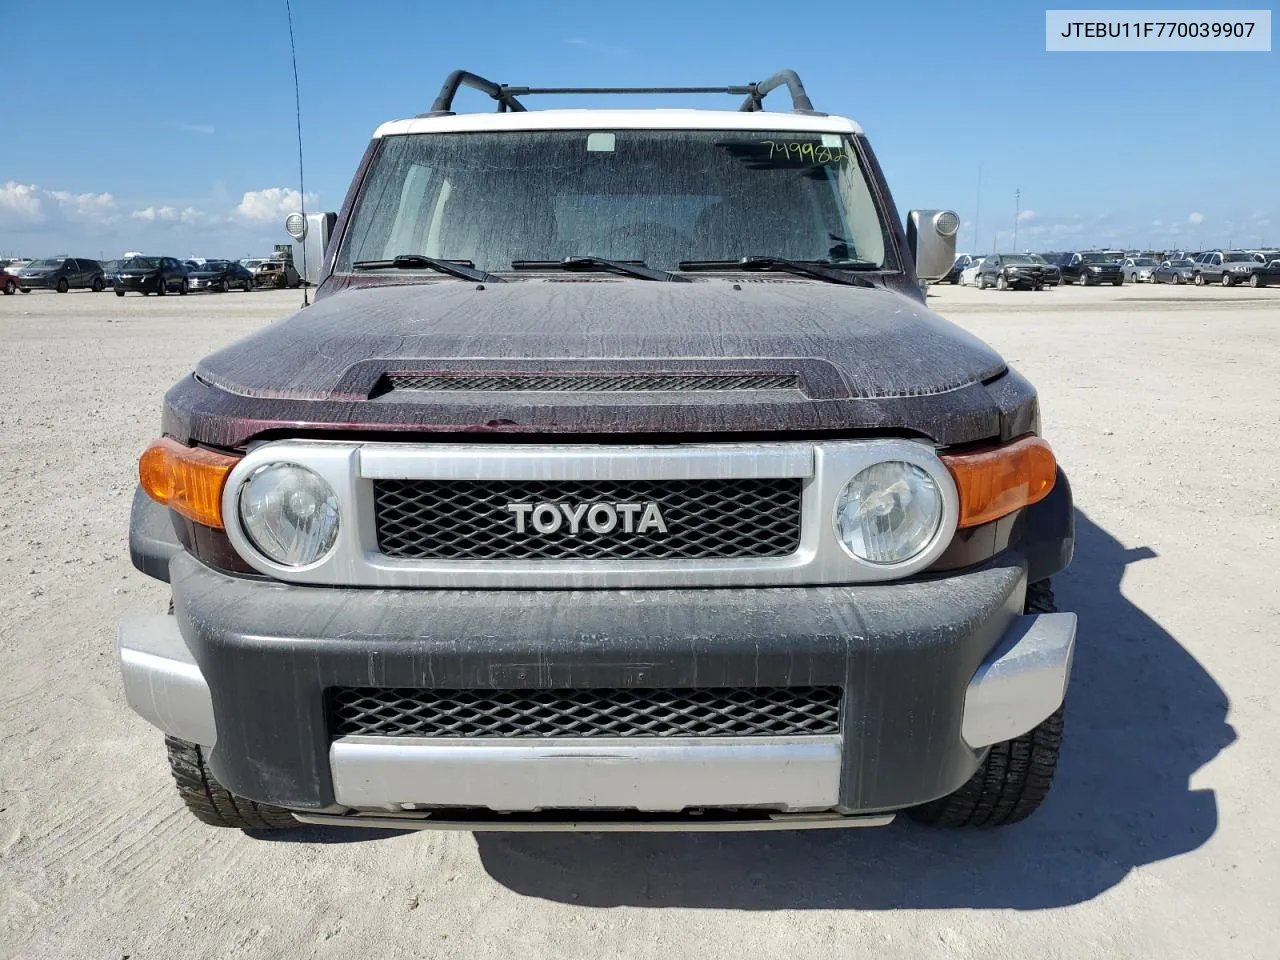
[155,277,166,296]
[1249,273,1263,288]
[1112,277,1123,286]
[20,288,30,293]
[165,736,301,830]
[1173,274,1182,285]
[976,275,987,289]
[1077,272,1089,286]
[2,279,14,296]
[178,278,189,295]
[1193,272,1205,286]
[91,277,104,292]
[908,580,1065,828]
[56,277,69,293]
[243,278,253,291]
[1221,272,1233,287]
[218,279,228,293]
[115,290,125,297]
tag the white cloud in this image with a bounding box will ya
[1,182,48,223]
[1188,212,1205,225]
[0,182,117,228]
[1016,209,1037,222]
[132,206,178,222]
[1150,219,1163,227]
[234,187,317,223]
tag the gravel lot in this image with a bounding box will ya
[2,283,1278,959]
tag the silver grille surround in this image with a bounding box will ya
[219,438,960,589]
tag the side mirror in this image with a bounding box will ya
[907,209,960,281]
[284,211,338,286]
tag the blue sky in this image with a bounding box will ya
[2,0,1275,259]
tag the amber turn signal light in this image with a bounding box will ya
[941,436,1057,528]
[138,437,240,529]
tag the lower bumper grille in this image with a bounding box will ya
[329,686,842,739]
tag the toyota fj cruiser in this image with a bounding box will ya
[118,69,1077,833]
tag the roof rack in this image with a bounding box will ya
[422,68,818,117]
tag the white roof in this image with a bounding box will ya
[374,108,862,138]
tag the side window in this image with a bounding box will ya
[1212,254,1222,265]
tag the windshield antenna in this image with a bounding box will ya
[285,0,309,308]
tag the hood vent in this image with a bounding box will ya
[382,373,801,393]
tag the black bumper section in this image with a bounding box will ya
[169,551,1030,815]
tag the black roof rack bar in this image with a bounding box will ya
[426,69,816,116]
[738,70,815,113]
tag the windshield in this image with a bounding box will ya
[198,260,229,271]
[1001,254,1035,264]
[1131,257,1157,266]
[1225,252,1256,262]
[338,130,894,274]
[29,258,65,269]
[1169,259,1194,267]
[1079,252,1113,264]
[1027,254,1048,263]
[121,257,159,269]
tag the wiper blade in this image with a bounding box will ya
[351,254,504,283]
[511,256,690,282]
[679,256,878,287]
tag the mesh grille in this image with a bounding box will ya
[329,687,842,739]
[374,478,802,561]
[384,373,799,392]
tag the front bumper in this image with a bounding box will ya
[115,276,161,292]
[17,276,53,289]
[118,552,1075,824]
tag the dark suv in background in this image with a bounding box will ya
[14,257,105,293]
[113,256,190,297]
[1051,251,1124,286]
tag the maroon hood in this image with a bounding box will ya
[164,278,1038,448]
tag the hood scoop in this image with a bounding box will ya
[377,372,803,394]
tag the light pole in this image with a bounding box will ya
[1012,188,1021,251]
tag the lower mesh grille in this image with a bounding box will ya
[329,687,842,739]
[385,373,800,392]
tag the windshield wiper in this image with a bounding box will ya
[511,256,690,282]
[351,254,505,283]
[679,256,878,287]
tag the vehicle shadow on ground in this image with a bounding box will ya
[476,509,1235,909]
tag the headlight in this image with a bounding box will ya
[238,463,340,566]
[834,462,944,564]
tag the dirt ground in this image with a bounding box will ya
[1,282,1277,959]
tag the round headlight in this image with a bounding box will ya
[238,463,340,566]
[834,461,943,565]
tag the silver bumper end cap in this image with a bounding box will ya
[330,735,842,813]
[116,614,216,747]
[962,610,1077,748]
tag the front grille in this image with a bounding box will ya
[329,686,842,739]
[384,373,800,392]
[374,477,802,561]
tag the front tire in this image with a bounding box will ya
[115,290,125,297]
[1194,272,1205,286]
[1077,272,1089,286]
[908,579,1065,828]
[91,277,105,292]
[165,736,301,830]
[178,278,189,295]
[243,278,253,292]
[1221,273,1233,287]
[1250,273,1263,288]
[56,278,69,293]
[996,274,1008,291]
[2,279,14,296]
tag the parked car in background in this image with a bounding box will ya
[239,258,267,273]
[1054,251,1124,286]
[1,265,19,295]
[941,253,981,284]
[251,258,301,289]
[1026,253,1061,286]
[975,253,1050,290]
[99,259,124,290]
[1152,259,1196,284]
[959,256,987,286]
[1121,257,1160,283]
[14,257,105,293]
[113,256,190,296]
[187,260,255,292]
[1192,250,1268,287]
